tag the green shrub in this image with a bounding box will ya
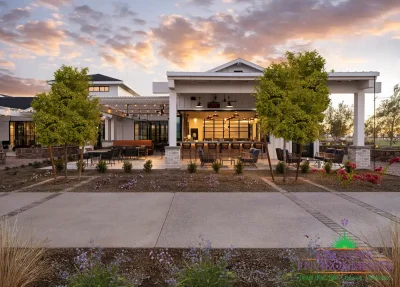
[300,161,310,173]
[123,161,133,173]
[212,160,222,173]
[28,162,33,167]
[176,257,236,287]
[96,160,107,173]
[324,160,332,174]
[67,262,133,287]
[278,271,342,286]
[187,161,197,173]
[143,160,153,173]
[276,161,286,174]
[234,159,244,174]
[76,160,85,172]
[54,158,64,172]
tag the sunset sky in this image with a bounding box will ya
[0,0,399,117]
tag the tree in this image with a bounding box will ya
[31,92,62,179]
[255,50,330,181]
[323,102,353,143]
[32,65,101,180]
[375,84,400,147]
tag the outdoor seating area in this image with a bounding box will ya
[314,148,345,166]
[275,148,302,165]
[180,142,265,162]
[85,145,149,166]
[112,140,154,155]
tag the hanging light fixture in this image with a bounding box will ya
[213,111,219,117]
[234,111,239,117]
[196,97,202,107]
[226,96,233,108]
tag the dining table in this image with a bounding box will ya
[87,149,110,165]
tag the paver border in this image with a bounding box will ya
[261,177,387,260]
[300,178,400,223]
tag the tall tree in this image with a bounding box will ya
[323,102,353,143]
[32,66,101,180]
[255,50,330,181]
[376,84,400,147]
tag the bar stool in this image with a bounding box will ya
[219,143,229,159]
[253,142,264,158]
[181,143,192,160]
[208,143,217,157]
[194,143,204,161]
[242,143,252,154]
[230,143,241,158]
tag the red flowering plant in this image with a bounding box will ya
[344,160,356,173]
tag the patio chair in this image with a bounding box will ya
[194,143,204,161]
[324,149,345,166]
[138,145,148,159]
[198,148,216,167]
[181,143,192,160]
[83,148,93,165]
[100,150,117,166]
[276,148,302,165]
[315,148,335,161]
[253,143,264,158]
[242,143,252,154]
[240,148,260,167]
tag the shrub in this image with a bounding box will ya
[76,160,85,172]
[28,162,32,167]
[0,220,50,287]
[63,243,135,287]
[344,160,356,174]
[212,160,222,173]
[20,164,25,168]
[187,161,197,173]
[234,159,244,174]
[323,160,332,174]
[276,161,286,174]
[300,160,310,173]
[122,161,132,173]
[32,161,42,168]
[96,160,107,173]
[54,158,65,172]
[143,160,153,173]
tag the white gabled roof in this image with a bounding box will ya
[207,58,265,73]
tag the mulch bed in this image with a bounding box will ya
[271,177,328,192]
[38,248,302,287]
[0,167,54,192]
[76,170,276,192]
[303,171,400,192]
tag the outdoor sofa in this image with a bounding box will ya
[112,140,154,155]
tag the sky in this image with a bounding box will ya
[0,0,399,118]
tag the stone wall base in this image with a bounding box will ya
[348,146,370,169]
[165,146,181,169]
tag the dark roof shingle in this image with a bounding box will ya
[0,97,34,109]
[88,74,121,82]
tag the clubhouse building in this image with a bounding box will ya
[0,58,381,169]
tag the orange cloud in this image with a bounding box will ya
[0,73,48,96]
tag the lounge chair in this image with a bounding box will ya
[240,148,260,167]
[276,148,302,165]
[198,148,216,167]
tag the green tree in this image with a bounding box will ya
[323,102,353,143]
[32,65,101,180]
[375,84,400,147]
[255,50,330,181]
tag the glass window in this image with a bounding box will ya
[100,86,105,92]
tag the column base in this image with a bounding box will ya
[348,146,370,169]
[165,146,181,169]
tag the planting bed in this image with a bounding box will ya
[0,167,54,192]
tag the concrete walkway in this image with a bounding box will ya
[1,191,397,248]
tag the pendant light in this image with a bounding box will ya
[226,96,233,108]
[196,97,202,107]
[213,111,219,117]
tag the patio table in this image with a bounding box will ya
[87,149,110,165]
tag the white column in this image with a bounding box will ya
[110,117,115,141]
[169,90,177,146]
[353,92,365,146]
[104,118,109,141]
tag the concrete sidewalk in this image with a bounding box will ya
[1,192,396,248]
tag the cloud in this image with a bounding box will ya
[0,73,48,96]
[0,20,66,56]
[0,59,15,69]
[0,8,30,25]
[151,0,400,67]
[80,24,97,35]
[113,3,137,18]
[0,1,7,8]
[151,15,214,67]
[36,0,73,10]
[9,52,36,59]
[70,5,104,24]
[64,30,96,45]
[133,18,146,25]
[187,0,215,6]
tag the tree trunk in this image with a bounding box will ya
[64,144,68,180]
[264,135,274,182]
[78,144,84,181]
[283,141,287,182]
[48,145,57,180]
[295,143,303,181]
